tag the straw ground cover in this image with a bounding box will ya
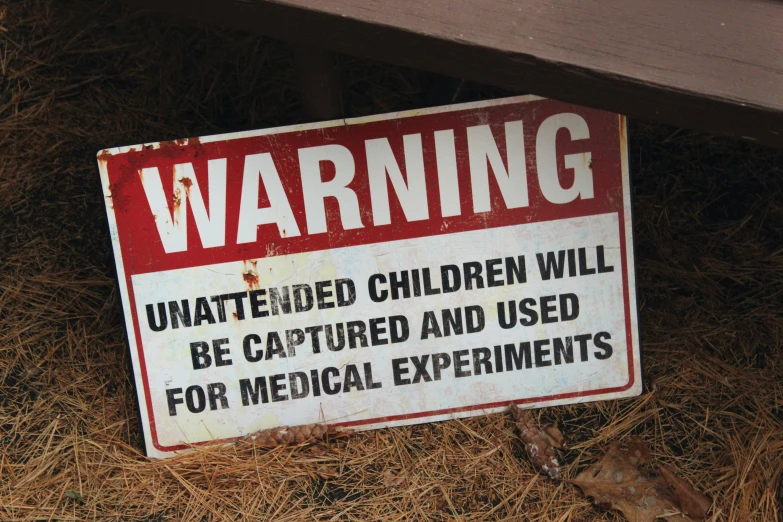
[0,1,781,520]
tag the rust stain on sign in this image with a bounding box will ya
[242,260,260,290]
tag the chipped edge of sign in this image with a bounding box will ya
[96,94,546,157]
[97,156,162,456]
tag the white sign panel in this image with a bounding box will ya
[98,96,640,458]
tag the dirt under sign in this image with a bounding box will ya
[98,96,640,458]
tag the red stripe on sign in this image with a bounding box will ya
[103,99,623,275]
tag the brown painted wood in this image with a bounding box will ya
[129,0,783,146]
[294,46,343,121]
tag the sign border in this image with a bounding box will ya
[97,96,640,457]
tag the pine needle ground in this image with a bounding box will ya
[0,1,781,520]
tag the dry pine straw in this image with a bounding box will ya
[0,1,782,520]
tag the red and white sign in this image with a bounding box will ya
[98,96,640,458]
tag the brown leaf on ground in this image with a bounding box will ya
[572,442,690,522]
[541,423,568,450]
[382,469,407,488]
[660,465,711,519]
[316,465,340,479]
[626,436,652,466]
[509,406,562,480]
[242,423,347,447]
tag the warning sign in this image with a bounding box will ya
[98,96,640,458]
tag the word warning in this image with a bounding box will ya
[98,96,641,458]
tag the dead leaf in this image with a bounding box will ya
[627,436,652,466]
[572,442,689,522]
[660,465,711,520]
[307,446,326,457]
[509,406,562,480]
[64,490,84,503]
[542,423,568,450]
[316,465,340,479]
[382,469,406,488]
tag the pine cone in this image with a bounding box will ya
[242,423,346,447]
[509,405,561,480]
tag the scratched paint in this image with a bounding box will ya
[97,95,640,458]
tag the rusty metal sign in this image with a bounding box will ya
[98,96,640,458]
